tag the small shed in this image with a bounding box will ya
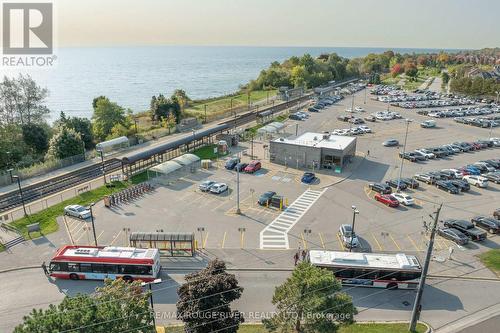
[147,160,183,184]
[171,153,201,173]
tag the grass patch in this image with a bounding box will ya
[130,171,149,184]
[479,249,500,277]
[10,181,129,239]
[164,323,427,333]
[192,144,228,160]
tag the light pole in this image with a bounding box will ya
[364,87,367,104]
[303,228,312,249]
[197,227,205,249]
[89,202,98,246]
[191,129,196,151]
[99,150,106,184]
[238,227,246,248]
[141,278,162,328]
[349,205,359,252]
[236,166,241,214]
[10,173,27,216]
[397,119,412,192]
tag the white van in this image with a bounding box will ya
[420,120,436,128]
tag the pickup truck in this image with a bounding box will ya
[443,219,487,241]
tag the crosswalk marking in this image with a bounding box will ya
[260,189,326,249]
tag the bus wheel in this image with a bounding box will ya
[123,275,133,282]
[387,282,398,290]
[69,273,79,280]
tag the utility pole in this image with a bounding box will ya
[89,203,98,246]
[409,204,443,332]
[397,119,412,192]
[9,173,27,216]
[236,167,241,214]
[349,205,359,252]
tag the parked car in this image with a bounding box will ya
[483,172,500,184]
[415,149,435,159]
[385,179,408,190]
[364,115,376,122]
[234,162,248,172]
[481,160,500,169]
[420,120,436,128]
[443,219,487,241]
[438,170,458,179]
[399,152,425,162]
[289,113,303,120]
[64,205,91,219]
[474,162,496,173]
[450,179,470,192]
[441,169,463,178]
[459,166,481,176]
[435,180,459,194]
[471,216,500,234]
[339,224,360,249]
[437,227,469,245]
[225,157,240,170]
[391,192,415,206]
[301,172,316,184]
[209,183,228,194]
[244,160,262,173]
[494,209,500,220]
[374,193,399,207]
[368,183,392,194]
[199,180,216,192]
[414,173,436,184]
[463,175,489,188]
[382,139,399,147]
[258,191,277,206]
[396,180,418,192]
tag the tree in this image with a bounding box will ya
[291,65,308,88]
[161,112,177,134]
[22,123,49,154]
[177,259,244,333]
[92,95,109,110]
[172,89,190,109]
[390,63,403,77]
[14,279,154,333]
[45,126,84,160]
[263,262,357,333]
[56,112,94,149]
[404,60,418,80]
[0,74,49,125]
[150,94,181,122]
[441,72,450,85]
[92,98,127,141]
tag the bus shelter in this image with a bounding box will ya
[171,153,201,173]
[147,160,183,184]
[129,232,195,257]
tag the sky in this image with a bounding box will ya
[53,0,499,49]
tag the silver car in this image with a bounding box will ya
[64,204,91,219]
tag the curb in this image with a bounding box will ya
[0,265,40,274]
[432,303,500,333]
[428,274,500,282]
[164,266,294,272]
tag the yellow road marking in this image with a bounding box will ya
[300,232,306,249]
[318,232,326,249]
[221,231,227,248]
[337,233,345,251]
[407,234,421,252]
[212,199,231,212]
[371,233,383,251]
[202,232,209,248]
[389,233,401,250]
[109,230,122,246]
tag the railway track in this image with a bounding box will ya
[0,159,121,213]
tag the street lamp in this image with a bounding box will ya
[89,202,98,246]
[9,172,27,216]
[349,205,359,252]
[397,119,413,192]
[197,227,205,249]
[99,150,106,184]
[191,129,196,151]
[141,278,162,328]
[303,228,312,249]
[236,166,241,214]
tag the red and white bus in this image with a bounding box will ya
[49,245,161,282]
[309,250,421,290]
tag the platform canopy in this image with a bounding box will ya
[149,161,182,175]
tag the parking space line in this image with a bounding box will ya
[300,232,306,249]
[109,230,122,246]
[212,199,232,212]
[389,233,401,250]
[202,232,209,248]
[337,233,345,251]
[318,233,326,249]
[407,234,421,252]
[96,230,104,241]
[220,231,227,248]
[371,233,383,251]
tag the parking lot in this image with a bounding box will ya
[83,87,500,264]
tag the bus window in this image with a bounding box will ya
[49,262,67,272]
[68,263,80,272]
[92,264,107,273]
[335,268,354,279]
[79,263,92,272]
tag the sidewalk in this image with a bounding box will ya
[433,303,500,333]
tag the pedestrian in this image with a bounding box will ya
[367,149,370,156]
[41,261,49,276]
[301,249,307,261]
[448,246,454,260]
[293,252,299,266]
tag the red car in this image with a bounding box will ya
[469,142,481,150]
[374,193,399,207]
[244,160,262,173]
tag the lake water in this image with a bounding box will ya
[2,46,459,121]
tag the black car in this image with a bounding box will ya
[439,170,457,179]
[443,219,487,241]
[437,227,469,245]
[428,147,448,157]
[435,180,459,194]
[477,140,493,148]
[258,191,277,206]
[224,157,240,170]
[471,216,500,234]
[484,172,500,184]
[234,162,248,172]
[308,107,320,112]
[289,114,303,120]
[368,183,392,194]
[482,160,500,169]
[450,179,470,192]
[385,179,408,190]
[400,178,420,189]
[453,142,472,152]
[428,171,450,181]
[470,163,488,173]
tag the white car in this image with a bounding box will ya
[345,108,354,113]
[390,193,415,206]
[462,175,489,188]
[415,149,435,159]
[355,106,365,112]
[64,204,91,219]
[209,183,228,194]
[339,224,360,249]
[199,180,216,192]
[441,169,463,178]
[358,126,372,133]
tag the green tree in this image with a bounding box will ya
[161,113,177,134]
[291,65,308,88]
[150,94,181,122]
[14,279,154,333]
[263,262,357,333]
[56,112,94,149]
[92,95,109,110]
[22,123,49,154]
[177,259,244,333]
[441,72,450,85]
[45,126,84,160]
[92,98,127,141]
